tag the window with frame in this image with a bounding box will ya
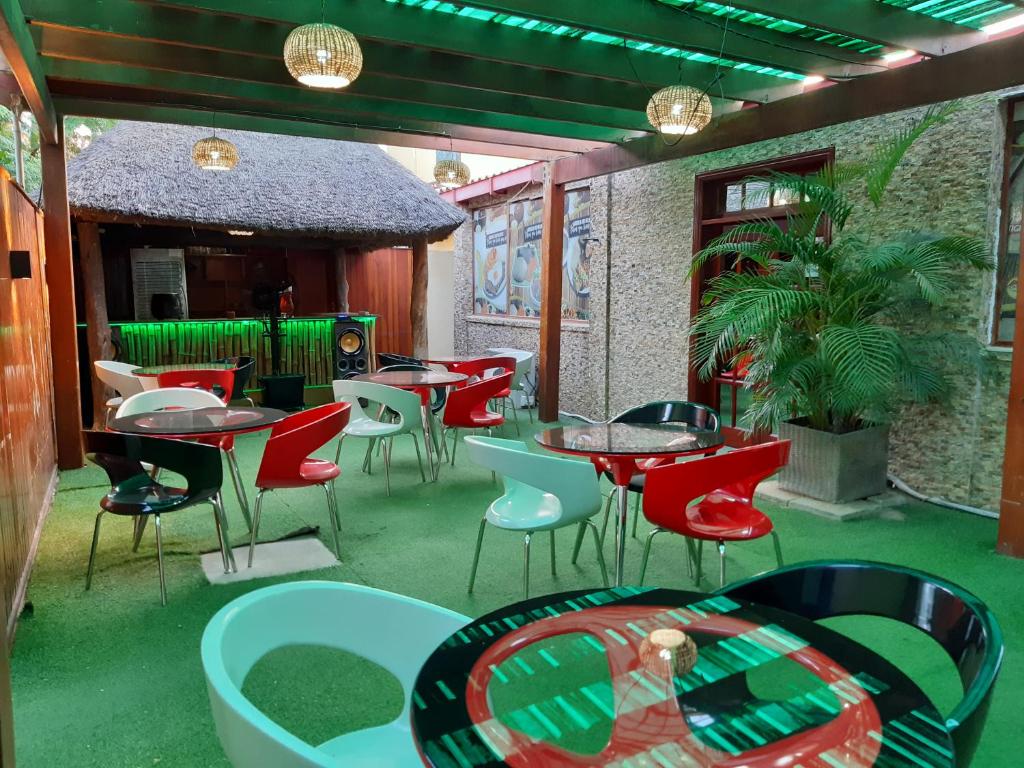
[471,188,592,321]
[994,98,1024,345]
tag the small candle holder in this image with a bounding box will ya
[639,628,699,677]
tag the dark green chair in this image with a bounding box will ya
[716,560,1003,767]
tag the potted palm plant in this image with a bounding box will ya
[689,103,992,503]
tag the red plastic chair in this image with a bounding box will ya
[156,369,235,404]
[441,371,512,466]
[247,403,351,567]
[639,440,791,588]
[445,356,516,387]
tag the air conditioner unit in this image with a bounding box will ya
[485,347,536,407]
[130,248,189,321]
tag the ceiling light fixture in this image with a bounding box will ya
[882,49,917,63]
[192,116,239,172]
[646,85,713,136]
[284,0,362,89]
[228,230,254,236]
[802,75,826,85]
[983,13,1024,35]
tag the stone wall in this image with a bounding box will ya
[452,94,1012,509]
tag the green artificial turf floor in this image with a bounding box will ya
[9,413,1024,766]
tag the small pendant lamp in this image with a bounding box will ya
[646,85,713,136]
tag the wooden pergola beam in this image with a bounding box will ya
[0,0,56,142]
[411,238,429,359]
[76,220,112,430]
[53,98,597,160]
[554,31,1024,185]
[537,165,565,423]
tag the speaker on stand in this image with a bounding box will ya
[333,315,376,380]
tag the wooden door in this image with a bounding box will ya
[347,247,414,357]
[690,150,833,445]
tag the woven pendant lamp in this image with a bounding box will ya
[434,158,471,188]
[646,85,713,135]
[192,135,239,171]
[284,22,362,89]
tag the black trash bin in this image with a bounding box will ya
[259,374,306,411]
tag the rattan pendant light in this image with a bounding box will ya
[434,157,471,188]
[646,85,713,135]
[192,122,239,172]
[284,0,362,89]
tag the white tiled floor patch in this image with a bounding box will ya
[200,536,338,584]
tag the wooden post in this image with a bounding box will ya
[41,122,84,469]
[998,234,1024,557]
[411,238,429,358]
[334,247,349,312]
[76,220,112,429]
[538,164,565,423]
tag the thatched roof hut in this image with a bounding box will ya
[66,120,466,246]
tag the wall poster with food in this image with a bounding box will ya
[471,187,590,322]
[562,188,592,321]
[507,197,544,318]
[472,205,509,316]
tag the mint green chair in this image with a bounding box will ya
[201,581,470,767]
[332,379,427,495]
[464,436,608,599]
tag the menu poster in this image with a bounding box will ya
[472,205,509,315]
[562,188,592,321]
[508,197,544,318]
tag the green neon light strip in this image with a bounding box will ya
[77,316,375,329]
[878,0,1018,28]
[658,1,883,54]
[383,0,805,80]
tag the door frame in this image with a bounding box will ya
[689,148,835,445]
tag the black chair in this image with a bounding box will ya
[214,355,256,405]
[571,401,721,564]
[84,431,234,605]
[716,560,1004,767]
[377,352,422,368]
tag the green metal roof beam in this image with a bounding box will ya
[411,0,879,76]
[126,0,802,100]
[694,0,989,56]
[0,0,56,141]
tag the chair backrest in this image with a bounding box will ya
[486,348,534,391]
[612,400,721,433]
[216,356,256,401]
[83,430,222,506]
[255,403,350,488]
[716,560,1003,767]
[156,369,235,403]
[116,387,225,418]
[94,360,145,399]
[377,353,422,368]
[332,379,421,432]
[446,356,515,382]
[642,440,790,529]
[201,581,470,768]
[442,372,513,427]
[464,436,602,523]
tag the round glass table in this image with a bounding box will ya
[536,423,724,586]
[353,370,467,480]
[412,586,954,768]
[108,406,287,437]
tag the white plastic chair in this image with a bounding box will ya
[486,348,535,424]
[94,360,145,426]
[201,581,470,768]
[464,435,608,599]
[332,379,428,496]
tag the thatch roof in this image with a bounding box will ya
[66,120,465,245]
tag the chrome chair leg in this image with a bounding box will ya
[449,428,459,466]
[549,529,556,576]
[362,438,374,474]
[508,398,521,436]
[247,489,267,568]
[684,537,697,578]
[225,446,252,531]
[334,433,346,466]
[523,532,533,599]
[598,488,616,547]
[586,519,610,587]
[85,511,105,590]
[411,433,427,482]
[771,530,784,567]
[211,501,230,574]
[323,482,342,560]
[154,513,167,606]
[718,541,727,588]
[638,526,669,586]
[131,514,148,552]
[570,521,587,565]
[244,396,255,407]
[694,539,704,586]
[213,493,237,573]
[467,517,487,593]
[631,491,641,538]
[382,437,392,496]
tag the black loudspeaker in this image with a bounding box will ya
[333,317,370,380]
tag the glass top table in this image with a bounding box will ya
[134,362,237,376]
[536,423,724,586]
[412,586,954,768]
[352,370,467,388]
[108,406,287,437]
